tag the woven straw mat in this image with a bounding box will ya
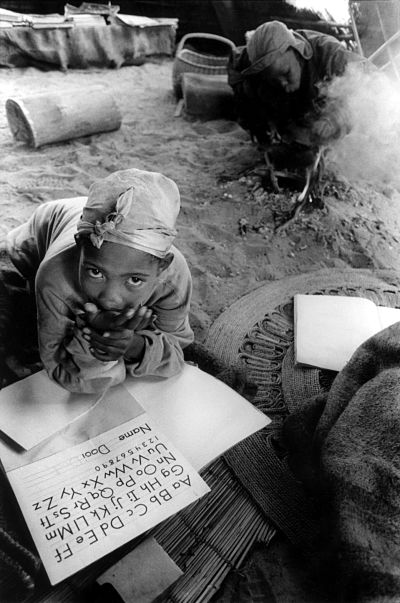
[204,269,400,550]
[152,269,400,603]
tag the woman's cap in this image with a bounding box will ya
[76,168,180,258]
[242,20,312,76]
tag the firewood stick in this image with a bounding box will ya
[264,150,281,193]
[275,147,324,233]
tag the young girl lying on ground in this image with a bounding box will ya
[6,168,193,393]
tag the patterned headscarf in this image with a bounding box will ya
[242,20,312,76]
[76,168,180,258]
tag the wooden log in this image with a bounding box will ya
[5,87,122,148]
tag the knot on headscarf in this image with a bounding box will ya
[76,169,180,258]
[82,188,133,248]
[242,20,312,76]
[89,213,123,249]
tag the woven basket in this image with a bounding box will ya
[172,33,236,98]
[182,73,235,120]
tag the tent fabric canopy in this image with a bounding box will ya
[0,22,176,70]
[1,0,348,46]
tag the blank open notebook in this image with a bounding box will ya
[294,294,400,372]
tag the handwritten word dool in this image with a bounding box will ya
[82,445,110,459]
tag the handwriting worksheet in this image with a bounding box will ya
[7,413,210,584]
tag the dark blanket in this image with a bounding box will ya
[285,321,400,602]
[0,264,42,599]
[0,468,41,601]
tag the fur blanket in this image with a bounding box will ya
[285,321,400,602]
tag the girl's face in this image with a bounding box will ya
[262,49,302,93]
[78,240,165,311]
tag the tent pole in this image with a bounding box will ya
[348,1,364,56]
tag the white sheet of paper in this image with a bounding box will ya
[0,364,270,470]
[295,294,383,371]
[96,536,183,602]
[6,410,210,585]
[125,364,270,470]
[0,384,146,471]
[0,365,269,585]
[115,14,159,27]
[377,305,400,330]
[0,371,101,449]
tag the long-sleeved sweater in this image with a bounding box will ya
[6,197,194,393]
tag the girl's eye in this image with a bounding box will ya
[128,276,143,287]
[87,268,103,279]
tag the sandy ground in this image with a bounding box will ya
[2,59,400,602]
[2,59,400,346]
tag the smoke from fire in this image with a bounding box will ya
[324,64,400,188]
